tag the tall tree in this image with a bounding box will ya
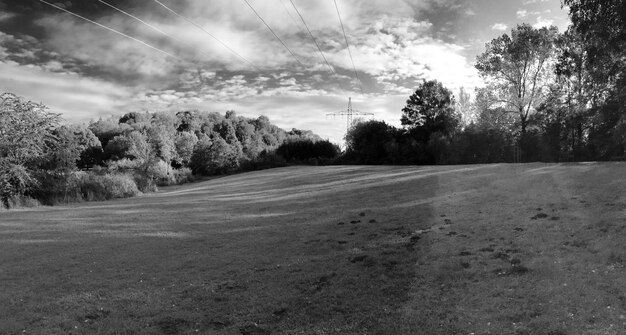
[475,24,558,144]
[456,87,476,126]
[553,27,602,159]
[401,80,459,140]
[564,0,626,158]
[563,0,625,92]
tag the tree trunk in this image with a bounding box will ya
[519,110,528,162]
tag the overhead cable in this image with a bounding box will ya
[278,0,303,30]
[98,0,216,66]
[241,0,304,66]
[288,0,336,75]
[333,0,363,94]
[38,0,181,61]
[152,0,262,72]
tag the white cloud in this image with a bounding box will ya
[0,61,132,122]
[522,0,549,5]
[533,17,555,28]
[491,23,508,31]
[516,10,529,19]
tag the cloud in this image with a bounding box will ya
[533,16,555,28]
[0,60,133,122]
[491,23,508,31]
[0,11,14,21]
[522,0,549,5]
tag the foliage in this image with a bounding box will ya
[345,120,398,165]
[276,139,340,164]
[71,172,140,201]
[401,80,460,137]
[0,93,61,207]
[456,87,476,126]
[563,0,626,87]
[476,24,558,144]
[190,137,239,175]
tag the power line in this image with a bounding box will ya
[98,0,217,66]
[333,0,363,94]
[99,0,170,37]
[38,0,181,60]
[278,0,302,29]
[241,0,304,66]
[288,0,336,75]
[152,0,262,72]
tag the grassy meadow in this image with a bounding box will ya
[1,163,626,334]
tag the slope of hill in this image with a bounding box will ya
[1,163,625,334]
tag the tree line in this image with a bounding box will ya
[0,94,338,208]
[344,0,625,164]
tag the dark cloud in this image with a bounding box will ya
[411,0,469,41]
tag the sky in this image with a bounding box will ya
[0,0,571,144]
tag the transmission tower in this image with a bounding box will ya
[327,97,373,132]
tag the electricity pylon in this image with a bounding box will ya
[326,97,373,132]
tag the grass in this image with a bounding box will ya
[1,163,626,334]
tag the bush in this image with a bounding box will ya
[172,167,194,184]
[0,195,41,210]
[239,150,287,172]
[276,139,340,164]
[131,173,157,193]
[70,172,140,202]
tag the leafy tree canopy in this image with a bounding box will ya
[476,24,558,135]
[401,80,459,136]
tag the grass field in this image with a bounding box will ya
[2,163,626,334]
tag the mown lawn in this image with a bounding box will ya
[1,163,625,334]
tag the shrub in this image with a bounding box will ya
[70,172,140,201]
[172,167,194,184]
[276,139,340,164]
[131,173,157,193]
[239,150,287,172]
[0,195,41,210]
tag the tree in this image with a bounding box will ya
[553,28,597,160]
[563,0,625,92]
[173,131,198,167]
[456,87,476,126]
[190,137,239,175]
[345,120,397,164]
[564,0,626,158]
[476,24,558,157]
[401,80,459,137]
[49,124,101,171]
[0,93,61,207]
